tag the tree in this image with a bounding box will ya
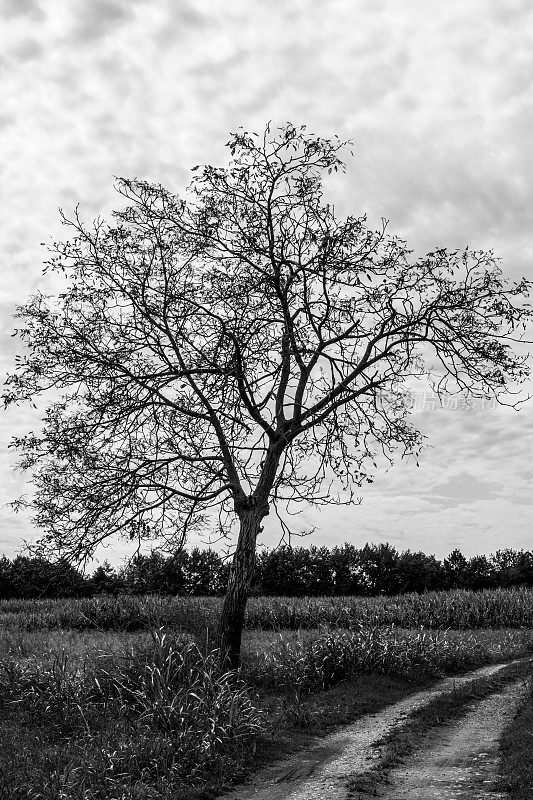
[185,547,227,595]
[308,545,336,595]
[396,549,445,593]
[256,545,316,596]
[10,555,88,598]
[443,548,469,589]
[463,554,494,590]
[0,556,15,599]
[329,543,364,595]
[491,548,533,587]
[90,560,123,595]
[120,551,170,595]
[355,543,400,595]
[4,123,532,666]
[157,549,191,595]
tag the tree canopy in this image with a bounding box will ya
[4,122,532,663]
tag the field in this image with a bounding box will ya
[3,586,533,633]
[1,589,533,799]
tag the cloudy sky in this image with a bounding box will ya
[1,0,532,564]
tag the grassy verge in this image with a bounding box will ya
[0,631,264,800]
[498,671,533,799]
[346,657,533,799]
[0,654,433,800]
[0,596,533,800]
[0,623,532,799]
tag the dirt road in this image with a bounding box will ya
[379,678,527,800]
[221,661,527,800]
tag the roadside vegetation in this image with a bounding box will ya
[499,674,533,799]
[1,588,533,798]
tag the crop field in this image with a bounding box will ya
[1,588,533,799]
[3,586,533,633]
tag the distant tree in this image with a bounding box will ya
[356,543,400,595]
[288,547,317,596]
[491,549,533,587]
[185,548,227,595]
[10,555,87,598]
[514,550,533,586]
[90,560,123,595]
[396,550,445,593]
[307,545,335,595]
[4,123,532,665]
[120,553,151,594]
[256,543,384,596]
[158,550,190,595]
[443,549,469,589]
[329,543,364,595]
[255,546,301,596]
[120,552,168,595]
[463,554,495,590]
[0,556,15,599]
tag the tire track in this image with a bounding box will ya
[376,678,528,799]
[222,660,525,800]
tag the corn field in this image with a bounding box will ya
[2,587,533,634]
[245,588,533,630]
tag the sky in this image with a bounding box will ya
[1,0,532,565]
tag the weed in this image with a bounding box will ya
[0,630,263,798]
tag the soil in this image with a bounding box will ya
[379,678,528,800]
[221,661,525,800]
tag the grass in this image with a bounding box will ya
[1,590,533,797]
[0,595,220,636]
[499,673,533,799]
[245,588,533,630]
[0,626,532,799]
[0,630,262,799]
[243,626,498,692]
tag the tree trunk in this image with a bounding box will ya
[218,504,265,669]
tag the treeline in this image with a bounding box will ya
[0,549,227,600]
[1,543,533,600]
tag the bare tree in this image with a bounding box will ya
[4,123,531,666]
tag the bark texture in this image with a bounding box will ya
[218,503,267,668]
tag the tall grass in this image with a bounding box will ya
[242,626,533,694]
[0,630,263,798]
[0,595,220,637]
[499,672,533,799]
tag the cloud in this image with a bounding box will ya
[69,0,133,44]
[9,39,44,62]
[0,0,532,559]
[421,472,501,509]
[0,0,43,21]
[155,1,212,43]
[0,114,14,131]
